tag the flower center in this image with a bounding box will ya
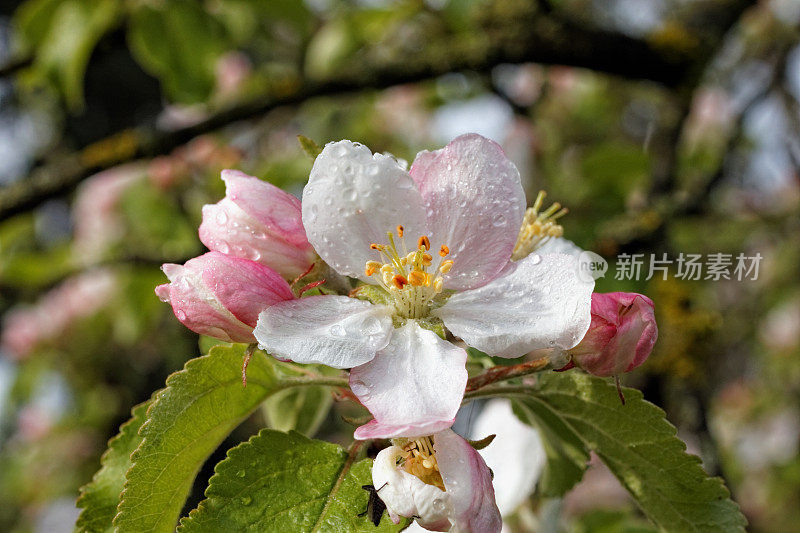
[365,226,453,319]
[512,190,568,260]
[394,436,444,490]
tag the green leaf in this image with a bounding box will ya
[510,372,746,532]
[114,345,285,532]
[128,1,230,103]
[262,382,332,437]
[297,135,323,159]
[179,430,405,532]
[76,401,149,533]
[21,0,120,109]
[512,398,588,497]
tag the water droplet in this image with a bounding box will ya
[530,254,542,265]
[432,499,445,512]
[241,496,252,505]
[236,469,246,478]
[218,241,230,254]
[176,310,187,321]
[492,214,506,227]
[329,324,345,337]
[350,379,369,397]
[216,211,228,224]
[343,188,357,201]
[361,317,382,336]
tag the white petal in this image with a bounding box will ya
[253,296,392,369]
[471,400,545,516]
[536,236,583,257]
[434,253,594,357]
[372,446,451,529]
[351,322,467,439]
[434,429,502,532]
[410,134,525,290]
[302,141,428,281]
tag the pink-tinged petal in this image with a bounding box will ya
[199,170,316,279]
[471,400,545,516]
[254,295,393,369]
[434,253,594,358]
[158,254,255,343]
[199,251,294,327]
[372,446,452,530]
[434,429,502,533]
[302,141,428,281]
[352,322,467,439]
[410,134,525,290]
[570,292,657,376]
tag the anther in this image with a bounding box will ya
[433,277,443,293]
[439,245,449,257]
[421,253,433,266]
[408,271,426,286]
[418,235,430,251]
[370,243,384,251]
[396,225,404,237]
[439,260,454,274]
[392,275,408,289]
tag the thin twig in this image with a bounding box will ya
[465,356,550,392]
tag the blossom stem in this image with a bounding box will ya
[280,376,350,389]
[465,356,550,393]
[462,384,534,402]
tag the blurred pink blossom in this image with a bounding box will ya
[1,269,117,359]
[73,164,144,263]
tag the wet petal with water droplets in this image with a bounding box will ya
[434,429,501,532]
[302,141,428,281]
[409,134,525,290]
[254,295,393,368]
[433,253,594,357]
[351,322,467,439]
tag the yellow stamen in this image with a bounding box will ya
[439,245,449,257]
[439,260,454,274]
[396,225,404,237]
[392,275,408,289]
[418,235,430,251]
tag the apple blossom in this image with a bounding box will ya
[199,170,317,279]
[255,134,594,439]
[156,251,294,343]
[371,430,502,532]
[567,292,658,376]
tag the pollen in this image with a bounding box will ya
[512,190,568,261]
[363,228,453,318]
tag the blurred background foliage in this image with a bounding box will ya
[0,0,798,531]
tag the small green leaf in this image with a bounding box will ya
[76,401,149,533]
[297,135,322,159]
[262,382,333,437]
[179,430,405,532]
[467,434,496,451]
[510,372,746,532]
[114,345,284,532]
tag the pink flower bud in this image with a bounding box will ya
[568,292,657,376]
[199,170,316,280]
[156,251,295,343]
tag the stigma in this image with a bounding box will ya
[512,190,568,260]
[364,228,452,319]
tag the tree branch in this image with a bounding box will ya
[0,0,756,221]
